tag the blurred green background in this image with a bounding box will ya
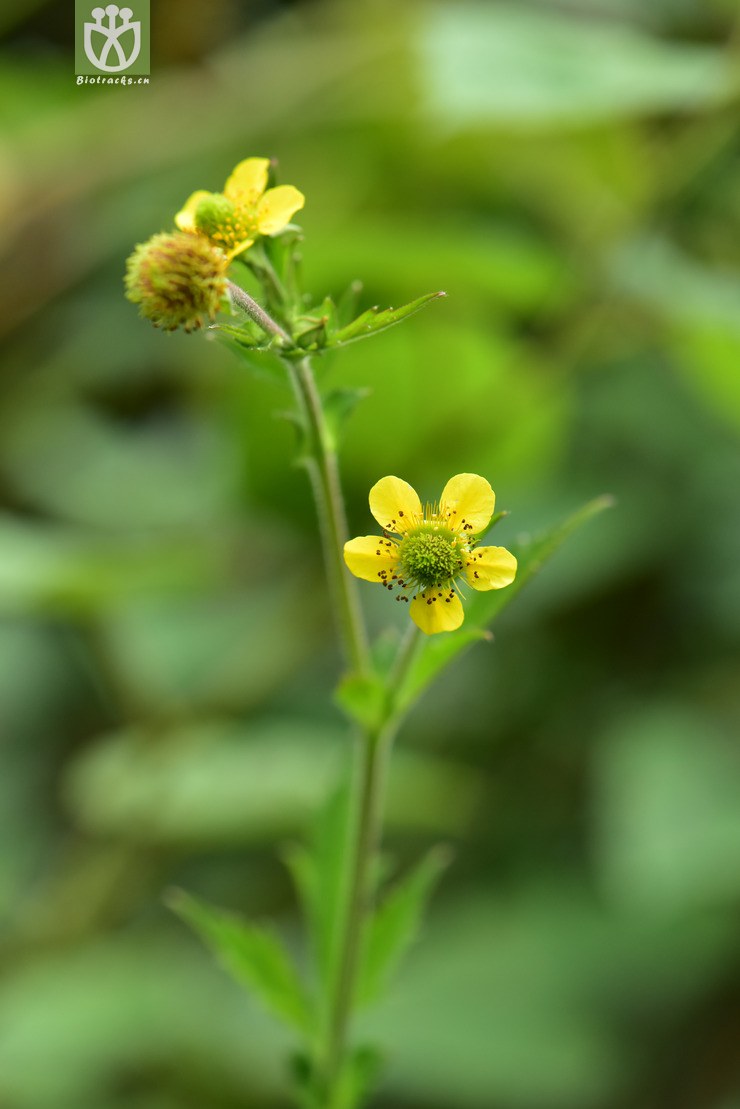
[2,0,740,1106]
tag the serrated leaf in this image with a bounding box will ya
[358,846,451,1006]
[166,888,313,1035]
[328,291,446,348]
[393,495,614,717]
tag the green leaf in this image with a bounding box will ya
[334,671,387,731]
[0,516,214,617]
[334,1044,384,1109]
[213,321,279,354]
[419,3,736,126]
[293,296,339,351]
[358,846,451,1005]
[335,279,363,327]
[328,291,446,348]
[290,1044,382,1109]
[166,888,313,1035]
[393,495,614,717]
[284,774,354,996]
[323,387,372,451]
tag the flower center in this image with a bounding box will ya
[195,194,255,252]
[398,528,464,589]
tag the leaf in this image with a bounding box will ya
[334,1044,384,1109]
[213,321,279,354]
[322,387,372,450]
[290,1044,382,1109]
[334,670,387,730]
[419,3,735,127]
[328,291,446,348]
[284,773,354,996]
[0,515,214,617]
[294,296,340,351]
[295,320,330,351]
[166,888,314,1035]
[335,279,363,327]
[393,495,614,717]
[358,846,451,1005]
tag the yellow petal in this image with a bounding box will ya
[225,238,256,260]
[255,185,305,236]
[410,588,464,634]
[344,535,399,583]
[224,157,270,206]
[369,476,422,534]
[440,473,495,535]
[175,190,211,232]
[466,546,517,591]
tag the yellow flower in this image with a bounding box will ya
[344,474,517,635]
[175,157,304,260]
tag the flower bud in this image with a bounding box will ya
[124,231,228,332]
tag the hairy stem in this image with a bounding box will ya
[320,628,421,1102]
[228,281,292,344]
[230,285,399,1108]
[322,724,391,1099]
[286,356,369,676]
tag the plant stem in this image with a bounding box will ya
[228,281,292,344]
[286,356,370,676]
[320,627,420,1102]
[229,281,367,674]
[386,622,421,718]
[230,285,400,1105]
[322,724,391,1098]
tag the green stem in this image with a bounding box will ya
[286,355,369,676]
[320,627,421,1103]
[322,724,391,1101]
[283,351,421,1105]
[386,623,421,719]
[231,286,407,1107]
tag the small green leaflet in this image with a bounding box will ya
[328,290,446,348]
[283,773,354,997]
[166,888,313,1035]
[357,845,451,1005]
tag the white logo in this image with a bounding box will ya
[84,5,141,72]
